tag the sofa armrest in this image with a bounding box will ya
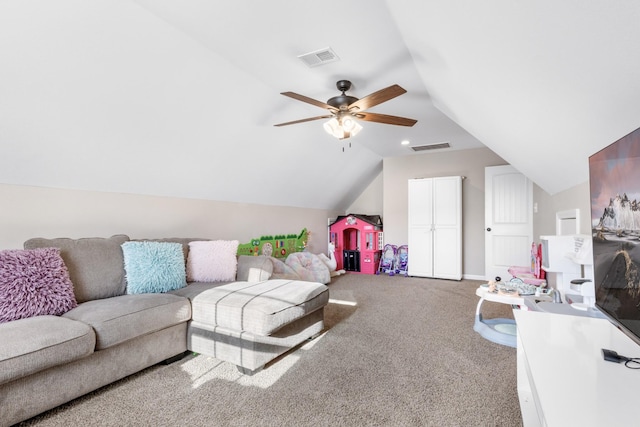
[236,255,273,282]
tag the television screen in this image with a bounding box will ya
[590,126,640,345]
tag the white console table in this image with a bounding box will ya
[514,310,640,426]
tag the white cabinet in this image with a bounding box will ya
[408,176,462,280]
[514,310,640,426]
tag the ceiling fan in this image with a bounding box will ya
[274,80,417,139]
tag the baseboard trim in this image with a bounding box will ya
[463,274,486,281]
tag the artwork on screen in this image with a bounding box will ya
[590,126,640,345]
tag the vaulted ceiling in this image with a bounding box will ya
[2,1,639,210]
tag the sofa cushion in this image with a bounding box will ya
[187,240,239,282]
[122,241,187,294]
[63,293,191,350]
[191,280,329,336]
[24,235,130,303]
[0,315,95,385]
[0,248,77,323]
[169,282,228,300]
[236,255,273,282]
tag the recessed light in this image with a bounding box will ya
[401,140,410,145]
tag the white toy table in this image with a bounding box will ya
[473,285,550,347]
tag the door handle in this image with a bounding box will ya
[486,227,491,232]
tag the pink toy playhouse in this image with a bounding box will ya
[329,214,383,274]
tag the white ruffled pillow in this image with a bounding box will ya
[187,240,239,282]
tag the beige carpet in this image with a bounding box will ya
[17,274,522,427]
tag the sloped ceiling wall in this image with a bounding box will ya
[0,1,388,210]
[1,1,639,211]
[390,0,640,194]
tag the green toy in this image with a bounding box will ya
[237,228,309,258]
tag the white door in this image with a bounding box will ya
[485,165,533,282]
[408,177,462,279]
[408,178,433,277]
[433,177,462,280]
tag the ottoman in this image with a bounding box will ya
[188,279,329,374]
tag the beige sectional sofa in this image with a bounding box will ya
[0,235,329,426]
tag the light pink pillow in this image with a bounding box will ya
[187,240,239,282]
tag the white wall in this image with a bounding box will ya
[382,147,507,279]
[2,163,591,278]
[345,171,383,216]
[0,183,339,253]
[382,149,590,279]
[533,182,591,237]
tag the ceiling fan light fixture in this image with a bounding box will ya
[347,119,362,137]
[323,117,340,138]
[323,115,362,140]
[342,116,357,132]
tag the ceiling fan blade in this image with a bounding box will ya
[348,84,407,112]
[281,92,339,112]
[357,112,417,127]
[274,115,333,127]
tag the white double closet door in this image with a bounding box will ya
[408,176,462,280]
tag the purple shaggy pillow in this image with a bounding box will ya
[0,248,77,323]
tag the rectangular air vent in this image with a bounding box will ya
[410,142,451,152]
[298,47,340,67]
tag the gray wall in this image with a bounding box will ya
[382,147,507,279]
[533,182,591,237]
[0,183,341,253]
[2,158,591,279]
[381,148,591,279]
[346,171,383,215]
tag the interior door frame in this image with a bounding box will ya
[485,165,533,282]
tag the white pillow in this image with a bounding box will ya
[187,240,239,282]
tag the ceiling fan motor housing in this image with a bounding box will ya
[327,94,358,110]
[336,80,351,92]
[328,79,357,110]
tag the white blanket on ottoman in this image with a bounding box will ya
[188,279,329,374]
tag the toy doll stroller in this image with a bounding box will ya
[395,245,408,276]
[377,244,397,276]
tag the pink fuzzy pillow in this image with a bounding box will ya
[187,240,239,282]
[0,248,77,323]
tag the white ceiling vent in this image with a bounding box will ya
[410,142,451,152]
[298,47,340,67]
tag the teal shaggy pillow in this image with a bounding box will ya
[122,242,186,294]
